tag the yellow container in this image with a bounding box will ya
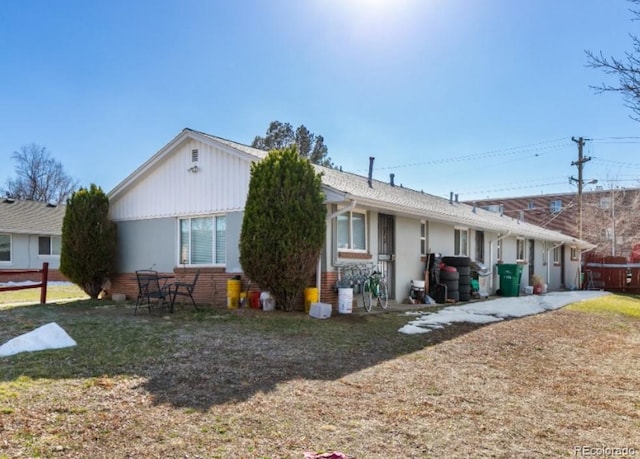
[304,287,319,313]
[227,279,241,309]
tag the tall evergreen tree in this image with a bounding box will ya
[239,146,326,311]
[60,184,117,299]
[252,121,333,167]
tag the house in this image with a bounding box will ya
[107,128,595,309]
[0,198,67,282]
[470,187,640,260]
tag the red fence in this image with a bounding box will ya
[0,262,49,303]
[583,254,640,293]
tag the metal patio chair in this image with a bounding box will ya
[169,270,200,312]
[135,270,171,314]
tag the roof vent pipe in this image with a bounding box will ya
[449,192,453,204]
[390,173,395,187]
[368,156,375,188]
[455,193,459,203]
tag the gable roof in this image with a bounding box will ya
[0,199,66,235]
[108,128,267,200]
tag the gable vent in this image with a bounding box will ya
[191,149,199,162]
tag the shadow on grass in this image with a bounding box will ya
[0,299,486,411]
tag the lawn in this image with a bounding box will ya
[0,283,88,307]
[0,291,639,458]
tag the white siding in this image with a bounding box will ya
[428,221,454,255]
[110,139,253,221]
[394,216,424,299]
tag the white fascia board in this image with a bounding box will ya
[321,185,348,204]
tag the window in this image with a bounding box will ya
[420,221,428,256]
[553,246,561,264]
[0,234,10,262]
[337,210,367,251]
[475,230,484,262]
[179,216,226,265]
[38,236,61,256]
[527,201,536,210]
[497,235,503,262]
[454,228,468,256]
[550,200,562,213]
[570,246,578,261]
[516,238,525,261]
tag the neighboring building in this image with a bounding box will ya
[470,187,640,260]
[0,198,67,281]
[107,128,594,310]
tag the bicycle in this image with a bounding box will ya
[362,270,388,312]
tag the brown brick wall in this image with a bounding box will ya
[108,268,342,311]
[470,188,640,259]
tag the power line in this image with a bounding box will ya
[374,138,572,171]
[592,158,640,168]
[459,180,570,197]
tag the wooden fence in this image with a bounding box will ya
[0,262,49,303]
[583,254,640,293]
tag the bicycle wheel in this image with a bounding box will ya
[377,279,389,310]
[362,281,373,312]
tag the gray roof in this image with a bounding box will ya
[0,199,65,235]
[315,165,594,249]
[186,128,268,160]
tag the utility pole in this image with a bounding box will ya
[611,186,616,256]
[570,136,591,289]
[570,136,592,241]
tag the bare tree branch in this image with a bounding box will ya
[586,0,640,121]
[2,143,78,204]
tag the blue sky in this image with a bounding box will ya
[1,0,639,200]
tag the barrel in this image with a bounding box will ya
[338,287,353,314]
[304,287,319,313]
[227,279,241,309]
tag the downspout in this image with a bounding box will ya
[317,199,358,301]
[489,231,511,292]
[547,241,563,290]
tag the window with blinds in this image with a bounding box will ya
[179,215,226,265]
[454,228,468,256]
[38,236,61,256]
[420,221,428,256]
[0,234,10,262]
[336,210,367,251]
[516,238,526,261]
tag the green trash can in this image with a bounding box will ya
[496,264,523,297]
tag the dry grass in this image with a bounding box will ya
[0,296,639,458]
